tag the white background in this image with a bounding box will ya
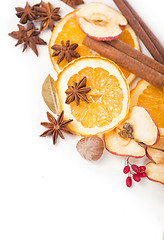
[1,0,164,239]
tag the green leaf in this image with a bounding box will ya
[42,74,59,115]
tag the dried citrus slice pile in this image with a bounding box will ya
[55,56,130,136]
[130,79,164,136]
[49,11,140,84]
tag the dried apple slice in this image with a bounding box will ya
[146,137,164,185]
[105,128,145,157]
[124,106,160,146]
[146,163,164,185]
[76,2,127,41]
[104,106,160,158]
[146,137,164,164]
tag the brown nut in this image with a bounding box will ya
[76,136,104,161]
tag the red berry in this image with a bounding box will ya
[131,164,139,173]
[123,165,130,174]
[139,172,147,178]
[133,174,141,182]
[126,176,132,187]
[139,166,146,172]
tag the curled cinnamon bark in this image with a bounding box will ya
[113,0,164,64]
[106,39,164,74]
[83,36,164,87]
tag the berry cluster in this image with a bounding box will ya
[123,158,147,187]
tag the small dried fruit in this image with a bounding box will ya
[139,172,147,178]
[133,174,141,182]
[123,158,147,187]
[131,164,139,173]
[139,166,146,172]
[123,165,130,174]
[76,136,104,161]
[126,176,132,187]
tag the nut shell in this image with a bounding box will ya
[76,136,104,161]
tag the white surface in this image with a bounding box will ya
[0,0,164,240]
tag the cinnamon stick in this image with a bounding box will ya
[106,39,164,74]
[83,36,164,87]
[122,0,164,58]
[113,0,164,64]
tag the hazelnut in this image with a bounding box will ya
[76,136,104,161]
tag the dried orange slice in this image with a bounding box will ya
[55,56,130,136]
[130,79,164,136]
[49,10,140,84]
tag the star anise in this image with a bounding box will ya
[51,40,80,64]
[61,0,84,9]
[15,2,40,24]
[8,22,47,56]
[40,111,73,145]
[34,1,61,31]
[65,77,91,106]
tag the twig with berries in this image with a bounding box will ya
[123,158,147,187]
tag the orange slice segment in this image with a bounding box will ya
[55,56,130,136]
[130,79,164,136]
[49,11,140,84]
